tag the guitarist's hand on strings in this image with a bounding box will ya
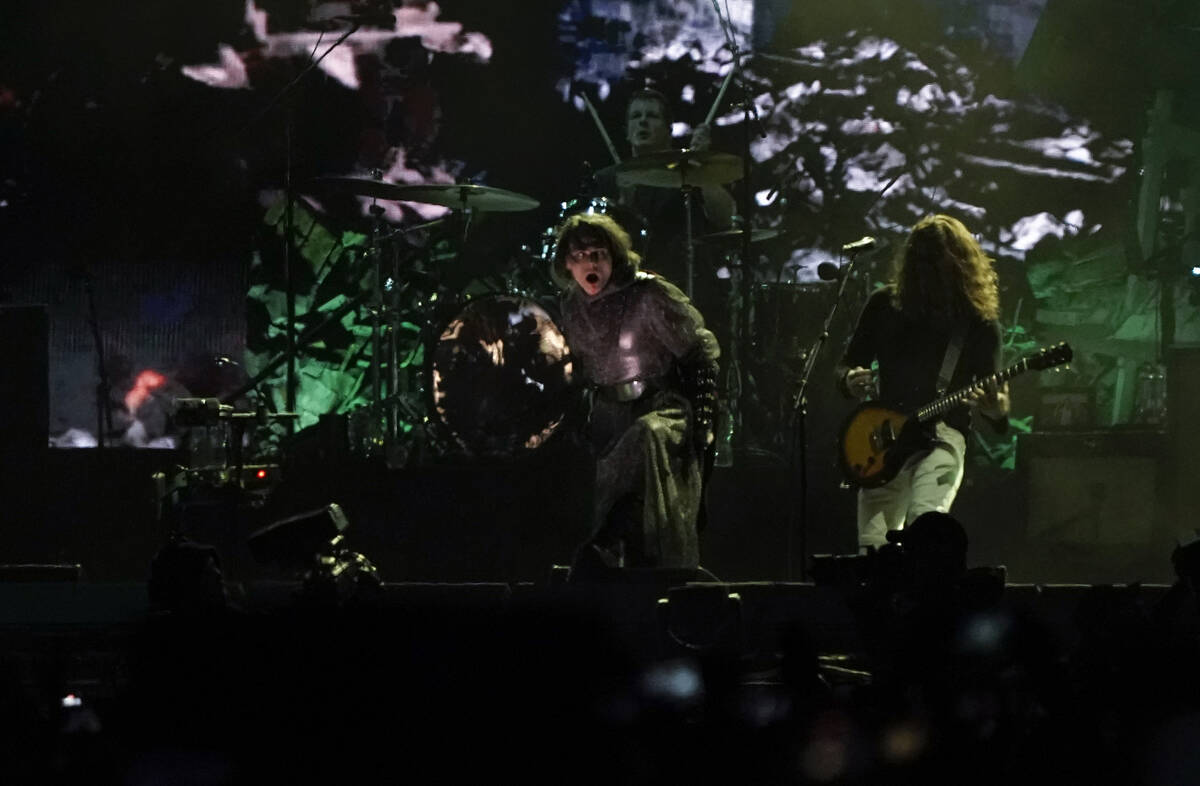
[965,378,1010,421]
[843,367,877,400]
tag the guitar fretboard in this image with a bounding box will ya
[914,359,1028,423]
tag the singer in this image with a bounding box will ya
[551,212,720,575]
[834,214,1010,549]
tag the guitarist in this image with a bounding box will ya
[835,214,1010,550]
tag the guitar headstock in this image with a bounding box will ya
[1027,341,1073,371]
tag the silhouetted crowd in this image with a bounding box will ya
[6,514,1200,784]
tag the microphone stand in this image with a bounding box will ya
[785,164,904,580]
[786,246,867,581]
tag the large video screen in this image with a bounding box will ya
[2,0,1181,451]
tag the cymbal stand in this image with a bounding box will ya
[253,21,364,427]
[682,178,697,299]
[172,14,364,426]
[708,0,766,466]
[368,203,386,410]
[388,238,403,449]
[284,109,296,423]
[366,198,405,460]
[369,207,442,462]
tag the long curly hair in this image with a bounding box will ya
[550,213,641,290]
[893,214,1000,324]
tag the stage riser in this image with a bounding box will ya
[0,581,1168,660]
[7,446,1186,585]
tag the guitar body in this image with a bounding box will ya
[835,343,1073,489]
[837,403,929,489]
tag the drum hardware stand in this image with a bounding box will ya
[380,216,436,461]
[358,199,434,462]
[175,397,299,472]
[706,1,766,470]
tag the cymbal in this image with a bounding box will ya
[604,149,744,189]
[307,178,539,212]
[698,227,781,245]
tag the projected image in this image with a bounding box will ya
[1,1,495,448]
[2,0,1195,457]
[551,0,1195,457]
[559,0,1124,272]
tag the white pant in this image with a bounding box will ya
[857,421,966,549]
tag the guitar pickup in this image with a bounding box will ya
[871,420,897,452]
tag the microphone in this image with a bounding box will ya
[841,236,876,252]
[817,262,843,281]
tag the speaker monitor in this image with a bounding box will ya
[0,306,49,557]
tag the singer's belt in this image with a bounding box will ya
[595,376,664,403]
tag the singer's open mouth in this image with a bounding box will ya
[586,273,599,284]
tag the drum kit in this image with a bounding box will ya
[297,175,558,462]
[289,145,784,464]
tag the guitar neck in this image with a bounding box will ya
[914,359,1027,423]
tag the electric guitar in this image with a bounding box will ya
[837,342,1073,488]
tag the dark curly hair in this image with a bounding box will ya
[893,214,1000,324]
[550,213,641,290]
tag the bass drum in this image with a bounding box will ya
[428,295,576,459]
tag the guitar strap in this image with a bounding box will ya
[936,324,967,397]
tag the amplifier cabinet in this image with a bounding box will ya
[0,306,49,558]
[1018,430,1166,545]
[0,305,48,454]
[1169,345,1200,541]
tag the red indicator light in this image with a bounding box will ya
[256,469,267,479]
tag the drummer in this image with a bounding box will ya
[607,88,736,230]
[593,88,737,334]
[552,212,720,575]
